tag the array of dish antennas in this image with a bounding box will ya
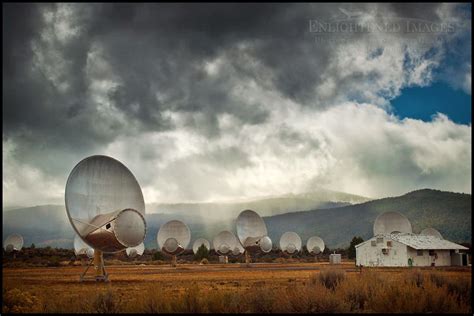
[65,155,146,281]
[3,234,24,253]
[74,234,94,258]
[280,232,302,255]
[213,231,241,256]
[420,227,443,239]
[306,236,325,255]
[373,211,412,236]
[192,238,211,255]
[126,242,145,258]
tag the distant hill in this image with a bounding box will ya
[146,189,371,221]
[264,189,471,248]
[2,189,470,249]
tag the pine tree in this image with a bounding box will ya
[348,236,364,259]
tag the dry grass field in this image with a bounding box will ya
[2,261,472,313]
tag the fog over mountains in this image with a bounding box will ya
[2,189,471,249]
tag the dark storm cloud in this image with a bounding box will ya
[3,3,471,206]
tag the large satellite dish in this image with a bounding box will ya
[306,236,325,255]
[65,155,146,281]
[213,231,240,256]
[279,232,302,255]
[420,227,443,239]
[192,238,211,255]
[74,234,95,258]
[157,220,191,256]
[236,210,270,253]
[65,155,146,253]
[3,234,24,253]
[373,211,412,236]
[126,242,145,258]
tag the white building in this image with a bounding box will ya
[356,233,469,267]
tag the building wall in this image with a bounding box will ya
[356,236,408,267]
[407,248,452,267]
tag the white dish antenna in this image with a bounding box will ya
[213,231,240,256]
[306,236,325,255]
[192,238,211,254]
[65,155,146,253]
[126,242,145,257]
[3,234,24,253]
[373,211,412,236]
[279,232,302,255]
[236,210,270,253]
[420,227,443,239]
[157,220,191,255]
[74,234,95,258]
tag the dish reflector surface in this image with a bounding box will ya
[280,232,302,254]
[157,220,191,255]
[236,210,269,252]
[192,238,211,254]
[3,234,23,252]
[420,227,443,239]
[373,211,412,236]
[307,236,325,255]
[213,231,240,255]
[65,155,146,253]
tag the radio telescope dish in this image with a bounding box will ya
[213,231,240,256]
[157,220,191,255]
[236,209,270,253]
[126,242,145,257]
[74,234,94,258]
[420,227,443,239]
[65,155,146,253]
[260,236,272,253]
[280,232,302,254]
[232,243,245,256]
[306,236,325,255]
[192,238,211,254]
[3,234,24,252]
[373,211,412,236]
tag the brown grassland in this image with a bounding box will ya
[2,261,472,313]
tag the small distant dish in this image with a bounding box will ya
[3,234,24,253]
[420,227,443,239]
[74,234,95,258]
[192,238,211,255]
[280,232,302,255]
[157,220,191,255]
[126,242,145,257]
[213,231,240,256]
[373,211,412,236]
[306,236,325,255]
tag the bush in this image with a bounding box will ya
[93,290,122,313]
[2,288,42,313]
[152,251,164,261]
[316,269,346,290]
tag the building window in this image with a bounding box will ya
[417,250,423,256]
[429,250,435,256]
[371,240,376,247]
[382,248,389,255]
[387,241,392,247]
[376,237,383,244]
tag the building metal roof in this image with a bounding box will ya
[355,233,468,250]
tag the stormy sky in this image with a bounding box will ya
[3,3,471,208]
